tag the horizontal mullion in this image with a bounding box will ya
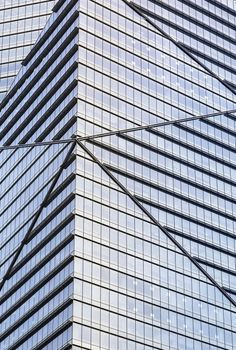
[137,196,233,239]
[30,322,72,350]
[1,142,70,212]
[8,80,77,146]
[74,255,233,313]
[79,30,229,111]
[181,42,236,76]
[196,257,236,277]
[149,0,236,46]
[0,0,53,11]
[0,278,72,340]
[93,134,236,189]
[202,118,236,137]
[0,256,73,317]
[166,227,236,257]
[0,13,49,27]
[28,193,75,241]
[95,141,236,205]
[22,0,79,66]
[22,95,77,144]
[74,236,198,287]
[11,214,74,276]
[109,167,236,221]
[1,26,78,122]
[1,59,78,145]
[7,300,72,350]
[79,38,229,105]
[1,170,74,262]
[0,239,73,304]
[0,5,79,114]
[140,127,236,172]
[138,3,236,61]
[167,0,236,30]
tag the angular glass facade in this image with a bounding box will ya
[132,0,236,91]
[0,0,56,102]
[1,0,236,349]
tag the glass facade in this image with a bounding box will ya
[1,0,236,349]
[0,0,56,102]
[132,0,236,91]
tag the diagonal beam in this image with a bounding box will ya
[1,107,236,152]
[0,138,74,151]
[0,140,76,293]
[76,138,236,308]
[125,0,236,97]
[77,108,236,142]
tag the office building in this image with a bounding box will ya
[0,0,236,349]
[0,0,56,102]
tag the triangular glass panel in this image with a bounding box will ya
[0,141,75,295]
[131,0,236,95]
[74,139,236,350]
